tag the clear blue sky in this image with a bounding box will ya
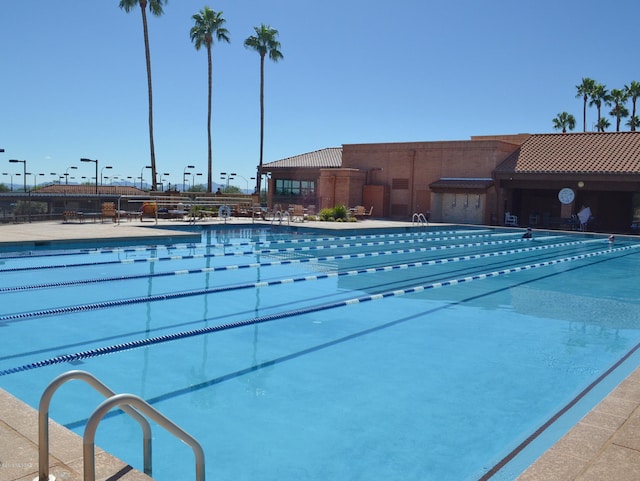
[1,0,638,191]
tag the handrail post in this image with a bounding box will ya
[84,393,205,481]
[36,370,152,481]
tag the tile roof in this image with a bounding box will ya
[263,147,342,169]
[495,132,640,175]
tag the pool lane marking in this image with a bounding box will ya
[0,231,511,272]
[0,228,497,261]
[1,243,637,377]
[0,233,572,274]
[0,238,593,293]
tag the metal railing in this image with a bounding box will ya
[36,370,204,481]
[411,212,429,226]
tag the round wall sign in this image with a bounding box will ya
[558,188,575,204]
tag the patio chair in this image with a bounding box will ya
[101,202,117,223]
[504,212,518,226]
[290,204,305,222]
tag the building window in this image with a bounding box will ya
[392,178,409,190]
[275,179,316,196]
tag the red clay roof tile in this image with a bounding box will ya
[495,132,640,175]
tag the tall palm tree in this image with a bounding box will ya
[626,115,640,131]
[244,24,283,194]
[119,0,166,191]
[609,88,629,131]
[190,7,230,193]
[575,77,595,132]
[625,81,640,131]
[596,117,611,132]
[589,83,610,132]
[552,112,576,133]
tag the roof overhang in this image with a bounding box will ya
[429,177,494,192]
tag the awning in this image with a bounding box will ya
[429,178,494,192]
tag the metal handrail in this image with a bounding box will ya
[36,370,152,481]
[83,393,205,481]
[271,209,290,225]
[412,212,429,226]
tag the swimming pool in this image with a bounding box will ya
[1,225,640,481]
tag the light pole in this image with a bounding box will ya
[9,159,27,192]
[140,165,151,190]
[192,172,203,189]
[183,165,195,191]
[220,172,234,190]
[2,173,13,191]
[231,173,254,193]
[160,173,170,191]
[80,158,98,194]
[100,166,112,185]
[64,166,78,185]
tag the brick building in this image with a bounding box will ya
[260,132,640,233]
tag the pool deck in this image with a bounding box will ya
[0,219,639,481]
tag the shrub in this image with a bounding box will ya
[319,208,334,221]
[318,205,351,222]
[332,204,349,220]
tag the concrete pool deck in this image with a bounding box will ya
[0,219,639,481]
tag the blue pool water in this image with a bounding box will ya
[1,226,640,481]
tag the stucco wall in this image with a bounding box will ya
[341,139,520,219]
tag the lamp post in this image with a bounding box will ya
[232,173,253,193]
[183,165,195,192]
[9,159,27,192]
[220,172,235,190]
[80,158,98,194]
[2,173,12,191]
[100,166,113,185]
[160,173,170,191]
[192,172,203,189]
[140,165,151,190]
[64,166,78,185]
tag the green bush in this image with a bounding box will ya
[319,208,334,221]
[317,205,352,222]
[333,204,348,220]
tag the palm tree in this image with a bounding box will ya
[552,112,576,133]
[119,0,166,191]
[625,81,640,131]
[575,77,595,132]
[626,115,640,131]
[589,83,610,132]
[609,88,629,131]
[190,7,230,193]
[596,117,611,132]
[244,24,283,194]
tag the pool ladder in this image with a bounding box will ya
[411,212,429,227]
[35,370,205,481]
[271,208,291,225]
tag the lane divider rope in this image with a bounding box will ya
[0,238,591,293]
[1,243,637,377]
[0,228,494,261]
[0,232,566,274]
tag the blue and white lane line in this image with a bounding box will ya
[0,234,571,274]
[0,240,640,334]
[1,243,636,377]
[0,238,593,293]
[0,228,498,261]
